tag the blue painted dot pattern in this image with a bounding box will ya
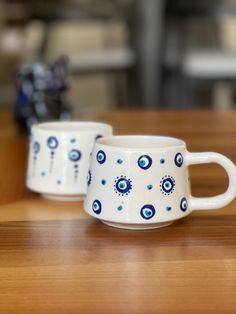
[47,137,59,173]
[92,200,102,214]
[160,176,175,195]
[68,149,82,181]
[32,141,40,176]
[114,176,132,196]
[47,136,58,149]
[101,179,106,185]
[33,141,40,154]
[70,138,76,144]
[180,197,188,212]
[175,153,183,167]
[30,141,189,219]
[69,149,82,162]
[140,204,156,220]
[97,150,106,164]
[137,155,152,170]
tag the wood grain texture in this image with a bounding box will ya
[0,135,32,205]
[0,110,236,313]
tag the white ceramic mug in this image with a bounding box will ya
[84,135,236,229]
[26,121,112,201]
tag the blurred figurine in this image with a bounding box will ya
[15,56,72,133]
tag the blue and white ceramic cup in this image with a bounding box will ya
[26,121,112,201]
[84,135,236,229]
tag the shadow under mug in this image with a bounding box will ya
[84,135,236,229]
[26,121,112,201]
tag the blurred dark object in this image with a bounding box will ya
[15,56,71,133]
[168,0,236,19]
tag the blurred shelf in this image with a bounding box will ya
[182,50,236,79]
[69,48,135,74]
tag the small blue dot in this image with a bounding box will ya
[117,159,123,164]
[41,172,45,176]
[74,164,78,168]
[117,205,123,211]
[70,138,76,144]
[166,206,172,211]
[57,180,62,185]
[160,158,165,164]
[101,179,106,185]
[147,184,153,190]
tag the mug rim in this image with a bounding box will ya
[31,121,112,134]
[96,135,186,151]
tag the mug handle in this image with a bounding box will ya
[186,152,236,210]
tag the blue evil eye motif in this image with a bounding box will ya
[69,149,82,162]
[175,153,183,167]
[180,197,188,212]
[87,170,92,186]
[92,200,102,215]
[160,176,176,195]
[114,176,132,196]
[33,141,40,154]
[137,155,152,170]
[47,136,58,149]
[32,141,40,176]
[69,149,82,182]
[97,150,106,164]
[140,204,156,220]
[47,137,58,173]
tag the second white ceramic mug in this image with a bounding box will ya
[84,135,236,229]
[26,121,112,201]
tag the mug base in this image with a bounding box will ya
[101,220,173,230]
[42,193,85,202]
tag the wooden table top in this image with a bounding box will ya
[0,110,236,313]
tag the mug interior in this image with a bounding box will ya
[98,135,185,149]
[32,121,112,133]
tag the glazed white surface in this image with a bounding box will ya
[26,122,112,198]
[84,135,236,228]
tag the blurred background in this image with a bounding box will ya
[1,0,236,121]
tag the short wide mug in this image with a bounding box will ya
[26,121,112,201]
[84,135,236,229]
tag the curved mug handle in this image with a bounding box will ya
[186,152,236,210]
